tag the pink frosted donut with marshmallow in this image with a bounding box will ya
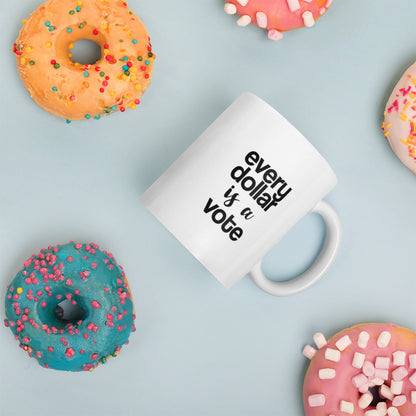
[302,323,416,416]
[223,0,334,41]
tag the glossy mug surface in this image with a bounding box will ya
[141,93,342,296]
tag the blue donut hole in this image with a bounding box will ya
[37,297,87,330]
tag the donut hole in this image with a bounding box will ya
[55,299,85,324]
[69,39,102,65]
[368,386,386,407]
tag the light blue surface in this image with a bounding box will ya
[1,0,416,415]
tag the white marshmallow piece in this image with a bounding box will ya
[359,382,370,393]
[267,30,283,41]
[308,394,325,407]
[409,370,416,386]
[286,0,300,12]
[390,380,403,395]
[392,366,408,381]
[370,377,384,386]
[379,385,394,401]
[358,331,370,349]
[358,392,373,409]
[392,351,406,366]
[352,352,366,369]
[392,395,406,407]
[377,331,391,348]
[411,391,416,404]
[336,335,352,351]
[313,333,327,349]
[375,356,390,369]
[376,402,387,416]
[409,354,416,369]
[364,411,379,416]
[235,0,248,5]
[224,3,237,14]
[387,407,400,416]
[340,400,354,414]
[325,348,341,362]
[237,15,251,26]
[363,361,375,377]
[255,12,267,28]
[302,11,315,28]
[319,368,336,380]
[302,345,317,360]
[352,373,368,388]
[374,369,389,380]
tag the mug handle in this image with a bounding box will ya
[248,200,342,297]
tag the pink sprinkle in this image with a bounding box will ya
[106,320,114,327]
[48,346,54,352]
[117,314,122,320]
[91,300,100,309]
[104,287,109,293]
[66,294,72,300]
[91,263,97,269]
[111,306,117,312]
[117,325,122,331]
[66,279,73,286]
[107,314,113,320]
[91,353,98,360]
[36,351,42,358]
[87,323,94,330]
[83,333,89,339]
[21,314,28,321]
[41,301,47,307]
[67,256,73,262]
[74,289,80,295]
[65,347,75,358]
[23,336,30,343]
[75,243,82,249]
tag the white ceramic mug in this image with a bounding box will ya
[141,93,342,297]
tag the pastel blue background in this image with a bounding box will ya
[1,0,416,415]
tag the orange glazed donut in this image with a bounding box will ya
[13,0,155,122]
[224,0,334,41]
[302,323,416,416]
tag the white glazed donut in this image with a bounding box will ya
[383,61,416,174]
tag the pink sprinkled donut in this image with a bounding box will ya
[224,0,333,41]
[303,323,416,416]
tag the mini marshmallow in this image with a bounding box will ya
[392,351,406,366]
[364,411,379,416]
[224,3,237,14]
[340,400,354,414]
[358,392,373,409]
[411,391,416,404]
[380,384,394,401]
[352,352,366,369]
[237,15,251,26]
[363,361,376,377]
[325,348,341,362]
[392,366,408,381]
[369,377,384,386]
[374,368,389,380]
[377,402,388,416]
[319,368,336,380]
[302,345,317,360]
[359,382,370,393]
[336,335,352,351]
[286,0,300,12]
[313,332,327,349]
[302,11,315,28]
[390,380,403,395]
[256,12,267,28]
[267,30,283,41]
[392,395,406,407]
[375,357,390,369]
[377,331,391,348]
[377,402,387,416]
[352,373,368,388]
[358,331,370,348]
[387,407,400,416]
[308,394,325,407]
[235,0,248,6]
[409,370,416,386]
[409,354,416,369]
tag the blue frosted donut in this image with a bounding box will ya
[4,242,135,371]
